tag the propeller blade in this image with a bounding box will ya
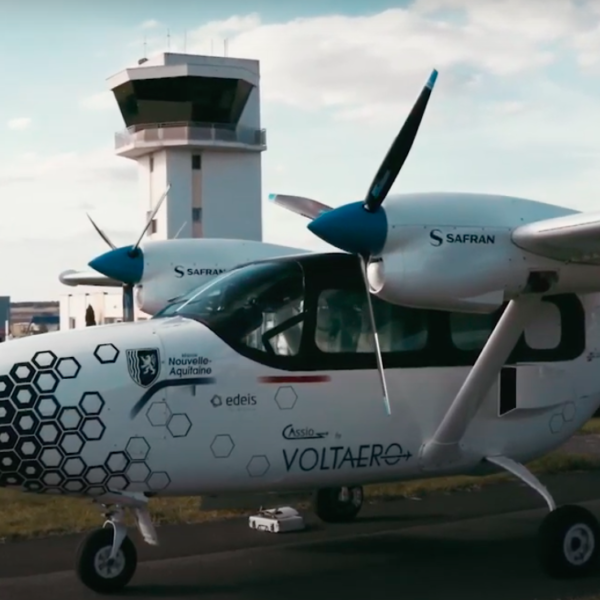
[122,283,135,322]
[359,255,391,415]
[131,183,171,252]
[87,214,116,249]
[363,69,438,212]
[269,194,332,221]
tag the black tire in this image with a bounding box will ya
[75,527,137,594]
[538,505,600,579]
[313,486,363,523]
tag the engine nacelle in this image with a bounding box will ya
[133,238,310,315]
[368,226,531,313]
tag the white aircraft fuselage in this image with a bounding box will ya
[0,315,596,497]
[1,243,598,498]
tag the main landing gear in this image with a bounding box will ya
[487,455,600,578]
[75,497,158,594]
[313,485,364,523]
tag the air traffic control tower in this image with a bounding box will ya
[107,52,266,241]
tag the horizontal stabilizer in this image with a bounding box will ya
[269,193,332,220]
[512,210,600,265]
[59,269,122,287]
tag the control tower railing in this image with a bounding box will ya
[115,121,267,150]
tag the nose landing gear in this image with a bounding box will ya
[75,527,137,594]
[75,497,158,594]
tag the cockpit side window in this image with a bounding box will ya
[158,260,307,357]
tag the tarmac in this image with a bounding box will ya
[3,470,600,599]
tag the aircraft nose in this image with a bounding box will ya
[0,341,85,488]
[0,321,162,490]
[88,245,144,285]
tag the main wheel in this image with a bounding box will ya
[538,505,600,578]
[75,527,138,594]
[313,486,363,523]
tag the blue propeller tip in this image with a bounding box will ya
[426,69,438,89]
[268,193,277,202]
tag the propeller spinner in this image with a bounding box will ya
[270,69,439,416]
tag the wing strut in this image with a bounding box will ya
[420,293,542,468]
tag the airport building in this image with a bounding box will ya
[59,50,267,328]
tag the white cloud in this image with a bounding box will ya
[0,147,138,244]
[7,117,32,130]
[132,2,596,125]
[80,91,114,111]
[140,19,161,30]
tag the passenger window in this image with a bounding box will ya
[315,290,427,353]
[524,301,561,350]
[450,312,496,351]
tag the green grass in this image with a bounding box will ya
[579,417,600,435]
[0,450,597,543]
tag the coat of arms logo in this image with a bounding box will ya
[126,348,161,388]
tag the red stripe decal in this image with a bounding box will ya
[258,375,330,384]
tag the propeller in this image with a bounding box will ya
[359,255,391,415]
[271,69,439,415]
[86,184,171,322]
[268,194,332,220]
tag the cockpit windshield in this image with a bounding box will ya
[154,260,306,356]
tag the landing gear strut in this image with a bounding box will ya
[75,498,158,594]
[487,455,600,578]
[313,485,364,523]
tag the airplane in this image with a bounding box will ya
[4,67,600,594]
[60,189,311,321]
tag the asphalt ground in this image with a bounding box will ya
[3,470,600,599]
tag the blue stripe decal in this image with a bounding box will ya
[130,377,217,419]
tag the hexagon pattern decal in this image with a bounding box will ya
[0,347,173,496]
[548,401,577,435]
[145,401,193,439]
[274,386,298,410]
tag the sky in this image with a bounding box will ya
[1,0,600,300]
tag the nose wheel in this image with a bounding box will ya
[74,498,159,594]
[538,505,600,578]
[313,486,364,523]
[75,527,138,594]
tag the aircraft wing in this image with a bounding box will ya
[512,210,600,265]
[268,194,332,220]
[59,269,122,287]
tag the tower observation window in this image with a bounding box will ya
[113,77,255,127]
